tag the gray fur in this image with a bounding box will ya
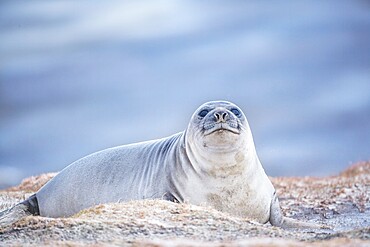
[36,133,186,217]
[0,100,324,229]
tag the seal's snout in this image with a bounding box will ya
[214,111,229,123]
[203,108,239,136]
[194,102,246,137]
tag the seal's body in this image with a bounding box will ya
[1,101,322,229]
[37,134,184,217]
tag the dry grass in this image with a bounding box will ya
[4,173,57,193]
[0,162,369,246]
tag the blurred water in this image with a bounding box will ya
[1,1,370,188]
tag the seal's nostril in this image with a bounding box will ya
[214,112,221,121]
[222,112,228,121]
[214,111,228,123]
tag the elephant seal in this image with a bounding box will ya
[0,100,321,229]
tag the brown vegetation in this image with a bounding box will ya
[0,162,369,246]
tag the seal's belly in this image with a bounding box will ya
[180,173,274,223]
[205,184,272,223]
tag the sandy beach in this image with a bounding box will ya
[0,162,369,246]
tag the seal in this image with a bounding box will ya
[0,100,322,229]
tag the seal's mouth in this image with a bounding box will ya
[204,123,240,136]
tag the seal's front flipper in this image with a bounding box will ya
[269,192,330,229]
[0,194,39,228]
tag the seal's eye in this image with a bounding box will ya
[198,109,209,118]
[230,108,241,117]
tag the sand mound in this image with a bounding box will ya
[4,173,57,193]
[0,162,369,246]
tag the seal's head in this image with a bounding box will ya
[183,101,275,223]
[186,101,255,167]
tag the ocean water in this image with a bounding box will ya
[1,1,370,188]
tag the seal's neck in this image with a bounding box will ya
[185,135,259,179]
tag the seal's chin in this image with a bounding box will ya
[204,123,240,136]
